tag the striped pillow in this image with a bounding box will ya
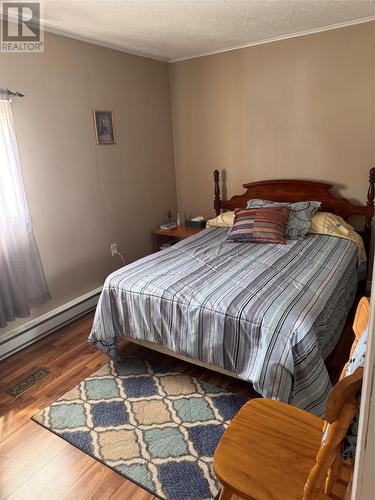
[246,199,321,240]
[226,206,291,244]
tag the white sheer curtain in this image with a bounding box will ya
[0,89,50,328]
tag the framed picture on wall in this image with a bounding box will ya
[93,110,116,144]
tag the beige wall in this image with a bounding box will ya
[0,31,176,334]
[170,22,375,223]
[1,22,374,335]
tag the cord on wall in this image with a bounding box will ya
[114,250,125,267]
[110,243,125,267]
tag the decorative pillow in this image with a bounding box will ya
[341,326,368,461]
[246,199,321,240]
[322,327,368,452]
[346,325,368,377]
[206,211,235,228]
[309,212,366,265]
[226,206,290,244]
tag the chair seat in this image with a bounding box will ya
[214,398,324,500]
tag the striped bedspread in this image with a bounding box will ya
[89,228,359,416]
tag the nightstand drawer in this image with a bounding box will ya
[151,225,205,251]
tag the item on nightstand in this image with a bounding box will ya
[185,216,206,228]
[160,222,177,230]
[176,212,181,226]
[160,243,172,250]
[160,210,176,229]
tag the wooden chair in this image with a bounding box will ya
[321,296,369,496]
[214,368,363,500]
[214,298,369,500]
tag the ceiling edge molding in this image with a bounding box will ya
[170,16,375,63]
[12,14,373,63]
[41,24,169,62]
[0,11,169,61]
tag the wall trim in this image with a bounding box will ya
[7,14,372,64]
[0,287,102,361]
[42,24,169,62]
[2,15,167,62]
[170,17,375,62]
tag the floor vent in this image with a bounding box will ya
[7,367,51,397]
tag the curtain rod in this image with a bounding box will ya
[6,88,25,98]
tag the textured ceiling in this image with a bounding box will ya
[42,0,375,61]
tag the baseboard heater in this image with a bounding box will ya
[0,287,102,361]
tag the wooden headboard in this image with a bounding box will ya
[213,168,375,256]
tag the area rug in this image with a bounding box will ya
[32,355,247,500]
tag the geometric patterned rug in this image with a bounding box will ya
[32,356,247,499]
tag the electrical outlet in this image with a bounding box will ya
[110,243,118,257]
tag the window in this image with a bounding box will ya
[0,88,50,328]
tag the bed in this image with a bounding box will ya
[89,169,374,416]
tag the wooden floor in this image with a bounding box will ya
[0,309,356,500]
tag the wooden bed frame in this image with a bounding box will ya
[214,168,375,257]
[125,169,374,379]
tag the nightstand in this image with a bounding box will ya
[151,224,205,251]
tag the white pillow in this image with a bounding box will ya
[206,211,235,228]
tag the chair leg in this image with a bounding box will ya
[219,485,233,500]
[325,453,341,495]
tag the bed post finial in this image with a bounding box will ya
[214,169,221,216]
[364,166,375,255]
